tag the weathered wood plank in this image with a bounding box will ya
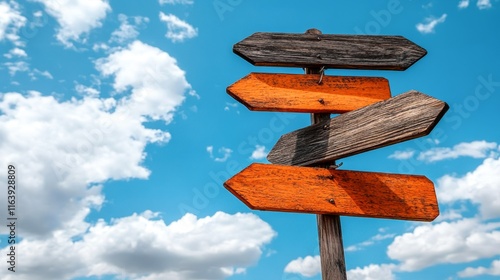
[224,163,439,221]
[233,32,427,70]
[227,73,391,113]
[318,214,345,280]
[267,90,449,166]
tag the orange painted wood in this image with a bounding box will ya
[227,73,391,113]
[224,163,439,222]
[267,90,449,166]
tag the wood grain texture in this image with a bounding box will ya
[267,90,449,166]
[233,32,427,70]
[227,73,391,113]
[224,163,439,221]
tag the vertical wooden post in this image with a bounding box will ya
[305,28,347,280]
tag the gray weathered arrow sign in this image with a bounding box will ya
[267,90,449,166]
[233,32,427,70]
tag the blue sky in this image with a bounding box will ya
[0,0,499,279]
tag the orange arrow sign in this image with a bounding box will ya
[225,163,439,222]
[227,73,391,113]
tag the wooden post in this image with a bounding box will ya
[305,28,347,280]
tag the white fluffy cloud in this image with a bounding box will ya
[388,150,415,160]
[284,255,321,277]
[284,256,397,280]
[346,232,396,252]
[0,32,266,279]
[418,141,497,162]
[159,12,198,42]
[347,264,397,280]
[249,145,267,160]
[75,83,100,96]
[30,68,53,80]
[110,14,149,44]
[477,0,492,9]
[458,0,493,9]
[0,1,26,45]
[0,91,160,237]
[388,218,500,271]
[389,141,498,163]
[4,47,27,58]
[458,0,470,8]
[0,211,276,280]
[416,14,447,34]
[437,155,500,219]
[35,0,111,47]
[459,259,500,278]
[96,40,190,123]
[224,102,239,113]
[282,151,496,277]
[3,60,28,76]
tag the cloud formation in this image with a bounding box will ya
[347,264,397,280]
[458,0,470,8]
[159,12,198,42]
[96,40,190,123]
[159,0,194,4]
[437,155,500,219]
[388,218,500,271]
[0,39,191,237]
[0,1,26,46]
[388,150,415,160]
[249,145,267,160]
[418,141,497,162]
[0,211,276,280]
[416,14,447,34]
[459,259,500,278]
[284,256,397,280]
[389,141,498,162]
[284,255,321,277]
[110,14,149,44]
[477,0,492,9]
[388,154,500,271]
[207,146,233,162]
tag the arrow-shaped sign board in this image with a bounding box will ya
[234,33,427,70]
[225,163,439,222]
[267,90,449,166]
[227,73,391,113]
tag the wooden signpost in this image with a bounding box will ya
[227,73,391,113]
[224,163,439,221]
[223,28,448,280]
